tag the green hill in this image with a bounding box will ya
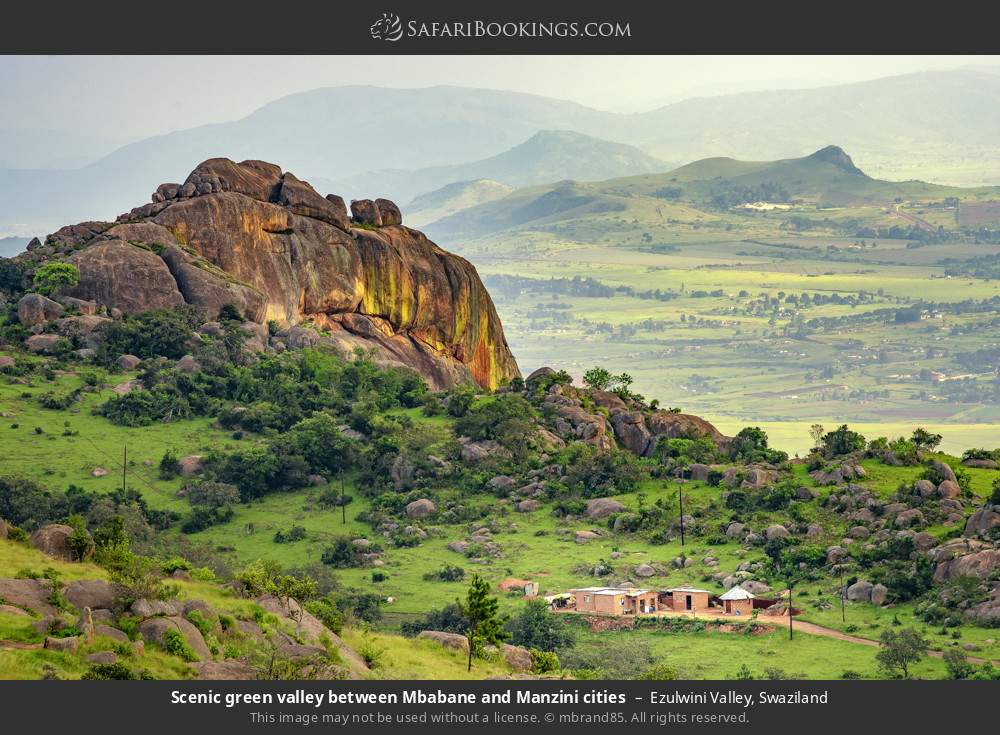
[427,146,1000,242]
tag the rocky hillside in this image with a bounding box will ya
[14,159,519,390]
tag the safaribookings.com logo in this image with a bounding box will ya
[370,13,631,42]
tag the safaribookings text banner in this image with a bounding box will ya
[2,680,995,733]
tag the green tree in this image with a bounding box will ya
[910,428,942,451]
[875,627,928,678]
[458,574,509,672]
[505,598,574,652]
[943,649,974,680]
[285,412,358,476]
[32,262,80,296]
[582,367,613,391]
[822,424,867,457]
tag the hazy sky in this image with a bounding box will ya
[2,55,997,144]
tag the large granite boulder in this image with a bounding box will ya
[610,411,652,456]
[63,579,115,611]
[17,293,64,327]
[68,240,184,313]
[30,524,88,561]
[933,549,1000,582]
[586,498,626,519]
[417,630,468,654]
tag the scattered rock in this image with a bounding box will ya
[192,660,256,680]
[894,509,925,528]
[85,651,118,665]
[965,506,1000,538]
[586,498,626,520]
[25,334,64,354]
[847,580,874,602]
[44,636,79,653]
[417,630,469,654]
[138,616,211,660]
[17,293,64,327]
[63,579,115,610]
[870,583,889,606]
[500,643,532,672]
[765,524,790,540]
[405,499,436,519]
[116,354,141,370]
[30,524,88,562]
[178,455,204,477]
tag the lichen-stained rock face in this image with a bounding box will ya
[30,158,520,391]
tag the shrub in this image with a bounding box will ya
[423,565,466,582]
[943,649,975,679]
[320,537,364,568]
[100,305,205,360]
[32,262,80,296]
[505,598,574,652]
[530,649,560,674]
[158,450,181,480]
[273,525,307,544]
[162,628,198,662]
[99,386,192,427]
[81,663,139,680]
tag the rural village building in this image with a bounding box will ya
[719,586,755,615]
[661,587,712,613]
[564,585,775,617]
[571,587,659,615]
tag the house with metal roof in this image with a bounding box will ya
[719,586,755,615]
[570,587,660,615]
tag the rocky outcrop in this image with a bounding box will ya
[933,548,1000,582]
[27,158,519,391]
[964,505,1000,538]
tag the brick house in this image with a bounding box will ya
[719,586,755,615]
[663,587,712,613]
[571,587,659,615]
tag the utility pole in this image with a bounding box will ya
[677,484,685,546]
[340,469,346,525]
[122,443,127,494]
[788,580,794,640]
[840,569,846,623]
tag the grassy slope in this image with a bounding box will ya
[3,366,992,678]
[0,537,515,681]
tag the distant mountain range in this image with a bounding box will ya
[316,130,670,206]
[424,146,997,243]
[405,179,515,228]
[2,70,1000,238]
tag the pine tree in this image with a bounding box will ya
[458,574,509,672]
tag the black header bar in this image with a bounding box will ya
[4,1,1000,54]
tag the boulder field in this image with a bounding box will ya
[19,158,519,391]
